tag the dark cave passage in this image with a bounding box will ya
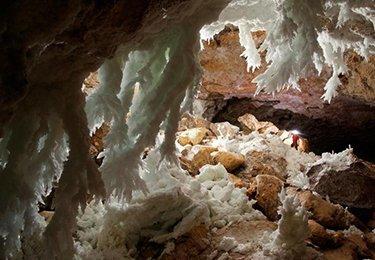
[213,97,375,162]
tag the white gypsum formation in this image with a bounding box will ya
[0,82,104,259]
[262,189,310,259]
[0,0,230,258]
[74,145,264,258]
[200,0,375,102]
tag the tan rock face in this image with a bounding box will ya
[323,242,357,260]
[228,173,245,188]
[341,51,375,104]
[323,231,374,260]
[178,114,212,131]
[180,145,218,175]
[192,146,218,173]
[200,27,375,105]
[288,188,357,230]
[308,159,375,209]
[89,123,110,163]
[177,127,210,146]
[211,150,245,172]
[238,113,279,134]
[242,150,287,181]
[210,121,240,139]
[308,220,337,248]
[255,174,283,221]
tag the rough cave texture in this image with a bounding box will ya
[0,0,186,135]
[199,27,375,161]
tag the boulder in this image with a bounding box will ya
[177,127,210,146]
[288,188,357,230]
[238,113,279,134]
[211,151,245,172]
[210,121,240,139]
[255,175,283,221]
[180,145,218,175]
[323,231,374,260]
[246,177,258,199]
[308,159,375,209]
[323,241,357,260]
[242,150,287,181]
[178,114,212,131]
[308,220,338,248]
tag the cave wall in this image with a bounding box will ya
[198,27,375,161]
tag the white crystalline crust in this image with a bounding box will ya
[200,0,375,103]
[73,149,264,258]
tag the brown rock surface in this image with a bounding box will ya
[308,220,337,248]
[323,231,374,260]
[228,173,245,188]
[180,145,218,175]
[323,241,357,260]
[211,150,245,172]
[255,174,283,221]
[177,127,210,146]
[308,160,375,209]
[288,188,357,230]
[178,114,212,131]
[210,121,240,139]
[242,150,288,181]
[238,113,279,134]
[341,51,375,104]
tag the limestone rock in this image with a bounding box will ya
[308,159,375,209]
[246,178,258,199]
[288,188,357,230]
[255,174,283,221]
[178,127,210,146]
[178,114,212,131]
[242,150,287,181]
[323,241,357,260]
[210,121,240,139]
[323,231,374,260]
[180,145,218,175]
[238,113,278,134]
[345,232,372,258]
[211,151,245,172]
[228,173,245,188]
[308,220,337,248]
